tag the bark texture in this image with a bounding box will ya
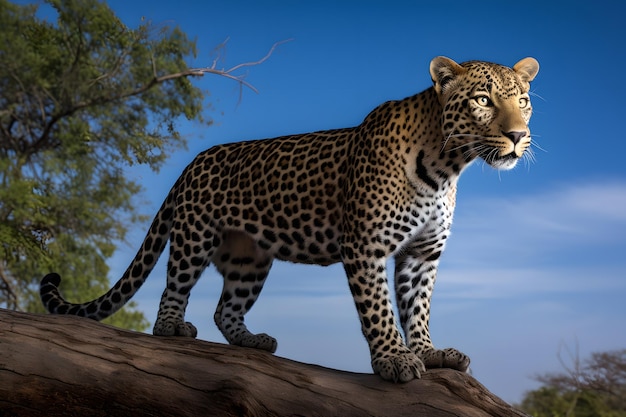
[0,309,528,416]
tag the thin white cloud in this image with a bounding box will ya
[437,180,626,303]
[437,265,626,300]
[448,180,626,265]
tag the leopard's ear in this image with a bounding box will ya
[430,56,465,96]
[513,57,539,83]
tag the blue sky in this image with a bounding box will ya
[49,0,626,403]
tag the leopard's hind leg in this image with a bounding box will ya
[213,230,277,352]
[152,222,217,338]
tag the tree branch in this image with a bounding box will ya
[32,39,291,157]
[0,309,529,417]
[174,38,293,94]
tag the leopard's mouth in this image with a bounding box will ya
[480,148,520,170]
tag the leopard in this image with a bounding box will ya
[40,56,539,383]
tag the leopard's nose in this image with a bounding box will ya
[502,130,527,144]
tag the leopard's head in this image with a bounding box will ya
[430,56,540,170]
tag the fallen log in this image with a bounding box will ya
[0,309,527,416]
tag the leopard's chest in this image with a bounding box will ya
[370,191,454,258]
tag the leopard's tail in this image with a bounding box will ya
[40,191,176,321]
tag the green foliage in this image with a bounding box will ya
[519,386,575,417]
[517,349,626,417]
[518,387,625,417]
[0,0,209,330]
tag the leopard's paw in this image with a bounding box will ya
[237,332,278,353]
[153,319,198,338]
[421,347,470,371]
[372,350,425,383]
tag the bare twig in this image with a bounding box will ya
[210,38,292,78]
[210,36,231,70]
[188,38,293,98]
[556,339,583,389]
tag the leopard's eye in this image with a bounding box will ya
[519,96,530,109]
[474,95,493,107]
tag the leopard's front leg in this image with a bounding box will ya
[342,246,424,382]
[394,246,470,372]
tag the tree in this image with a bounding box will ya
[1,309,529,417]
[517,347,626,417]
[0,0,280,330]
